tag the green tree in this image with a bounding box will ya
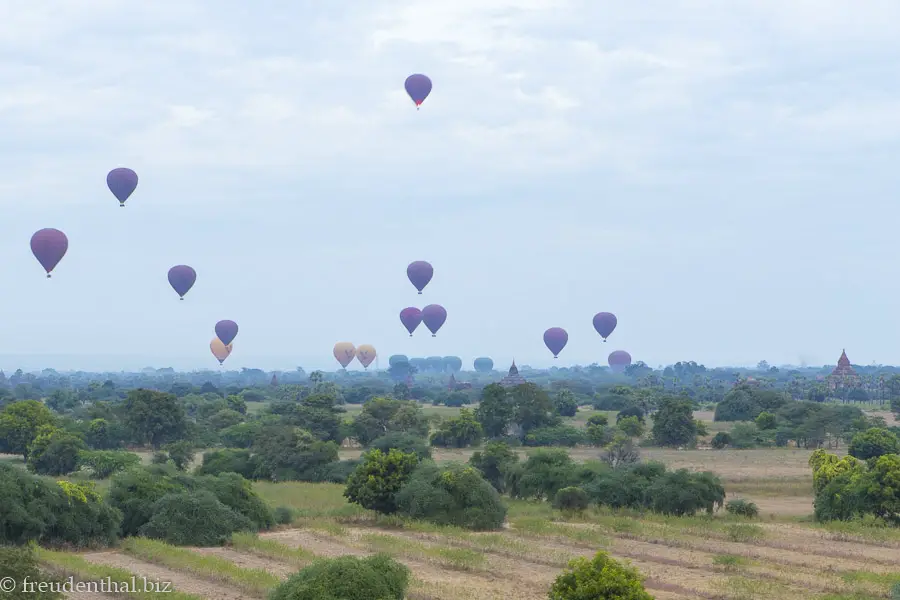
[549,551,653,600]
[252,426,339,481]
[430,408,483,448]
[268,554,409,600]
[602,432,640,469]
[352,398,429,445]
[755,412,777,430]
[122,389,187,448]
[848,428,900,461]
[344,449,419,514]
[553,389,578,417]
[511,383,558,434]
[468,441,519,493]
[0,545,63,600]
[163,440,195,471]
[616,416,645,438]
[474,384,514,438]
[369,432,432,461]
[0,400,56,459]
[651,397,697,447]
[26,427,86,475]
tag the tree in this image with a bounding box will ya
[369,432,431,461]
[755,411,777,430]
[122,389,187,448]
[616,416,645,438]
[352,398,429,445]
[0,545,64,600]
[848,428,900,460]
[468,441,519,493]
[553,389,578,417]
[163,440,195,471]
[253,426,339,481]
[26,427,86,475]
[344,449,419,514]
[474,384,514,438]
[549,551,653,600]
[269,554,409,600]
[430,409,483,448]
[511,383,558,434]
[602,432,640,469]
[0,400,56,459]
[651,397,697,447]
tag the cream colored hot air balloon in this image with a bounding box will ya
[210,337,233,365]
[356,344,376,369]
[333,342,356,368]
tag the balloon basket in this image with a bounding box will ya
[46,274,51,278]
[180,297,184,301]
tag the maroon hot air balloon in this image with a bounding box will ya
[407,261,433,294]
[400,307,423,336]
[30,228,69,278]
[592,312,617,342]
[543,327,568,358]
[107,168,138,207]
[167,265,196,300]
[421,304,446,336]
[215,320,239,346]
[608,350,632,373]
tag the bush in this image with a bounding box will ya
[725,498,759,518]
[506,449,576,501]
[197,472,274,530]
[601,433,640,469]
[79,450,141,478]
[848,428,900,461]
[646,470,725,516]
[553,487,589,512]
[195,449,257,479]
[252,426,340,481]
[616,407,645,423]
[26,428,86,475]
[307,459,362,484]
[268,554,409,600]
[710,432,731,449]
[369,432,431,460]
[729,422,765,449]
[138,490,255,546]
[549,551,652,600]
[274,506,294,525]
[430,409,483,448]
[586,414,608,427]
[468,441,518,493]
[344,449,419,514]
[0,545,63,599]
[394,462,507,530]
[754,412,777,430]
[523,425,585,447]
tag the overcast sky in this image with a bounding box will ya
[2,1,899,372]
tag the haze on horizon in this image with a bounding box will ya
[2,1,899,373]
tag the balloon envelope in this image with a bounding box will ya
[404,74,432,106]
[210,338,233,364]
[443,356,462,372]
[357,344,376,368]
[215,320,239,346]
[388,354,408,368]
[608,350,632,372]
[167,265,196,299]
[406,261,433,293]
[421,304,447,336]
[333,342,356,368]
[473,357,494,373]
[107,168,138,205]
[30,228,68,277]
[400,307,423,336]
[593,312,617,340]
[543,327,568,358]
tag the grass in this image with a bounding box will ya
[254,481,369,520]
[359,532,487,571]
[38,547,204,600]
[121,537,280,596]
[230,532,316,566]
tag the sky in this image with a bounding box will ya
[2,0,900,372]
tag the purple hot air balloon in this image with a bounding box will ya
[167,265,197,300]
[30,228,68,278]
[543,327,568,358]
[608,350,632,373]
[400,307,423,337]
[215,320,239,346]
[593,312,617,342]
[421,304,446,337]
[107,168,138,207]
[407,261,433,294]
[404,74,432,109]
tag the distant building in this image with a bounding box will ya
[447,374,472,391]
[270,373,278,387]
[827,349,860,390]
[499,360,526,388]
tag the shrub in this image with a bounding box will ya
[394,462,507,530]
[26,428,86,475]
[306,459,362,484]
[468,441,518,493]
[0,545,63,599]
[268,554,409,600]
[848,428,900,460]
[710,432,731,449]
[252,426,340,481]
[549,551,653,600]
[553,487,589,512]
[582,462,666,510]
[523,425,585,447]
[616,407,645,423]
[430,409,483,448]
[79,450,141,478]
[195,449,257,479]
[151,451,169,465]
[368,432,431,460]
[586,414,608,427]
[138,490,255,546]
[197,472,274,530]
[754,412,777,430]
[274,506,294,525]
[646,470,725,516]
[729,422,764,449]
[344,449,419,514]
[602,433,640,469]
[506,449,575,500]
[725,498,759,518]
[586,423,614,447]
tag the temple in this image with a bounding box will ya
[827,349,860,390]
[499,360,526,388]
[447,373,472,391]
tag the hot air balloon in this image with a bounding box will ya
[443,356,462,372]
[404,74,432,109]
[473,357,494,373]
[608,350,632,373]
[388,355,408,368]
[167,265,196,300]
[107,168,138,207]
[215,320,238,346]
[422,304,447,336]
[210,338,233,365]
[400,307,423,336]
[407,261,433,294]
[30,228,68,278]
[426,356,444,372]
[543,327,568,358]
[333,342,356,369]
[357,344,376,369]
[593,312,617,342]
[409,357,428,372]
